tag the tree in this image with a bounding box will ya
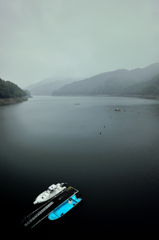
[0,78,27,98]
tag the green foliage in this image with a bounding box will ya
[0,78,27,98]
[24,89,31,96]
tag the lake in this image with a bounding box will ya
[0,96,159,237]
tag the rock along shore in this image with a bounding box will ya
[0,97,28,106]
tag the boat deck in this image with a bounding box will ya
[49,194,82,220]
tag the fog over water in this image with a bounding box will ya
[1,96,159,237]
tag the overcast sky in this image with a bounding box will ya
[0,0,159,88]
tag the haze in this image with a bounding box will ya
[0,0,159,88]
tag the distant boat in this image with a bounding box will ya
[48,194,82,220]
[115,108,122,111]
[33,183,67,204]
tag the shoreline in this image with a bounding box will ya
[52,94,159,100]
[117,94,159,100]
[0,96,28,106]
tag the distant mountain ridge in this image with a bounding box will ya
[51,63,159,97]
[25,77,79,95]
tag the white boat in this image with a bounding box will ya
[33,183,66,204]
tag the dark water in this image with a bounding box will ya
[1,96,159,237]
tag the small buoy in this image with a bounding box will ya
[131,111,133,112]
[107,109,109,111]
[104,126,105,128]
[138,112,141,113]
[100,132,101,134]
[157,113,158,115]
[147,112,149,114]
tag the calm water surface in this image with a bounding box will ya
[1,96,159,237]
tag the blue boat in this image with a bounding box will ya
[48,194,82,220]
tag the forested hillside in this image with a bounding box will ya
[0,78,26,98]
[52,63,159,97]
[123,74,159,96]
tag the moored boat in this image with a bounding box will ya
[33,183,67,204]
[20,185,81,232]
[48,194,82,220]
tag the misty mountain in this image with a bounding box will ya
[124,73,159,96]
[52,63,159,96]
[25,77,78,95]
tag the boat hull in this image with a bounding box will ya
[48,194,82,220]
[33,183,66,204]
